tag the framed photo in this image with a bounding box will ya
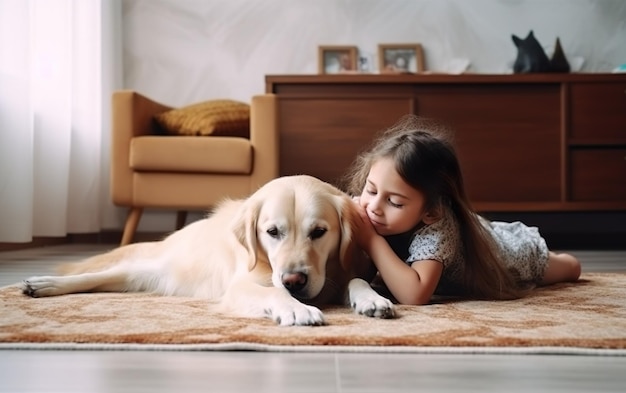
[318,45,358,74]
[378,43,425,74]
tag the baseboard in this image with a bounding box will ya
[544,232,626,251]
[0,237,71,252]
[0,231,168,252]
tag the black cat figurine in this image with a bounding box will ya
[512,30,570,73]
[549,37,570,73]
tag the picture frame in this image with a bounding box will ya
[318,45,358,74]
[377,43,425,74]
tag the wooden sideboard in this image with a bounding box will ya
[266,73,626,213]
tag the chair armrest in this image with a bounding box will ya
[249,94,279,190]
[110,90,172,206]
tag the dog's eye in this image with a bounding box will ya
[309,227,327,240]
[267,227,280,238]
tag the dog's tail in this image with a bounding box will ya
[55,242,159,275]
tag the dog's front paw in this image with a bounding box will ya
[352,294,395,319]
[348,278,396,319]
[267,301,325,326]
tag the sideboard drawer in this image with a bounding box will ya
[418,85,562,203]
[569,83,626,141]
[278,97,414,184]
[570,149,626,201]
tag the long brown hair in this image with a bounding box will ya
[342,116,527,300]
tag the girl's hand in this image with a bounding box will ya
[351,198,381,251]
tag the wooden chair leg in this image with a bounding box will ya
[176,210,188,230]
[121,207,143,246]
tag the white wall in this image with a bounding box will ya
[122,0,626,105]
[115,0,626,232]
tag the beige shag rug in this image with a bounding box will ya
[1,273,625,354]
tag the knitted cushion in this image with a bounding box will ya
[154,99,250,138]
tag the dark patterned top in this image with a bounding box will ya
[388,209,549,295]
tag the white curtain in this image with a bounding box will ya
[0,0,122,242]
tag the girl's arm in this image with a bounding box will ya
[362,235,442,305]
[352,202,443,305]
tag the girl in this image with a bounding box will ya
[343,116,581,305]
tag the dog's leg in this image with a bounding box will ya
[347,278,395,318]
[22,267,131,298]
[220,279,326,326]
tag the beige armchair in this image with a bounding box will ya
[111,91,279,245]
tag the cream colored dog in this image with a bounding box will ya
[22,175,394,326]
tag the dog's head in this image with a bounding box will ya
[231,175,358,301]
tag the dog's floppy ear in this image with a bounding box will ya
[334,194,358,272]
[231,197,261,271]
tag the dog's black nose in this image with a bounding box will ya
[281,272,308,293]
